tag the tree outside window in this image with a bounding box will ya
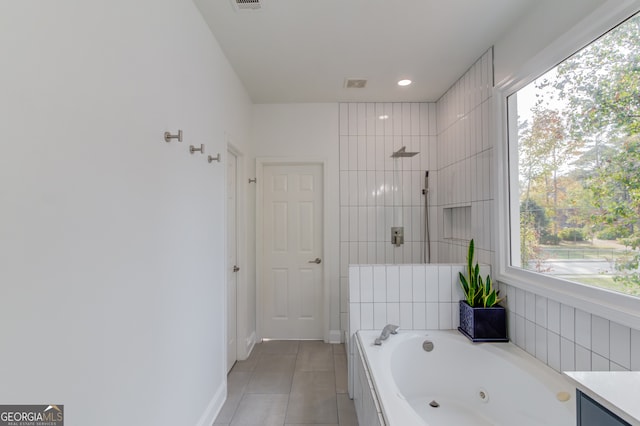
[509,12,640,297]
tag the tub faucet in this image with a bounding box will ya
[374,324,399,345]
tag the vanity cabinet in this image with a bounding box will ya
[577,390,631,426]
[565,371,640,426]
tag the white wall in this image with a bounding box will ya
[0,1,252,425]
[250,103,340,338]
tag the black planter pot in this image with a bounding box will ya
[458,300,508,342]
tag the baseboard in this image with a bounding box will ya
[329,329,342,344]
[244,331,256,359]
[195,381,226,426]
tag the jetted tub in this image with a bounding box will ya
[354,330,575,425]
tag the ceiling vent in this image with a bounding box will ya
[231,0,264,12]
[345,79,367,89]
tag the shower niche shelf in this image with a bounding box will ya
[443,205,472,241]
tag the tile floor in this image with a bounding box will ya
[213,340,357,426]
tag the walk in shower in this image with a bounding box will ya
[389,146,431,263]
[339,102,436,270]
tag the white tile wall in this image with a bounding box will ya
[561,304,575,340]
[575,309,591,349]
[340,51,495,335]
[348,263,466,336]
[548,330,561,371]
[561,337,576,371]
[631,329,640,370]
[610,322,631,369]
[591,315,610,359]
[339,102,437,333]
[499,282,640,372]
[435,49,494,266]
[548,300,560,334]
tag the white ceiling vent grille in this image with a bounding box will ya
[231,0,264,12]
[345,79,367,89]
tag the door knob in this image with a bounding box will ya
[308,258,322,264]
[233,265,240,272]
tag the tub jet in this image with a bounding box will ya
[429,400,440,408]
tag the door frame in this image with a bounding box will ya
[226,138,250,362]
[226,146,238,372]
[256,158,329,342]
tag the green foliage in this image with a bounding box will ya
[520,211,540,267]
[458,239,502,308]
[558,228,586,242]
[541,234,561,245]
[520,199,549,235]
[613,250,640,296]
[518,106,584,239]
[553,13,640,139]
[517,12,640,295]
[596,228,623,240]
[589,135,640,287]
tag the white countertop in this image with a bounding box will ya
[564,371,640,425]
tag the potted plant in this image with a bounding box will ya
[458,239,508,342]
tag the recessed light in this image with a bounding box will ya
[398,79,412,86]
[378,115,389,120]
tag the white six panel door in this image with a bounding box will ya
[262,164,323,339]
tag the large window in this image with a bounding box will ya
[507,11,640,298]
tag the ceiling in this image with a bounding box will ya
[195,0,536,104]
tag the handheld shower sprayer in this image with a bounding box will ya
[423,171,429,195]
[423,171,431,263]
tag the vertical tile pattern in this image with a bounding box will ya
[435,49,495,265]
[348,263,466,335]
[575,309,592,349]
[591,315,610,358]
[631,329,640,370]
[501,282,640,373]
[610,322,631,369]
[338,101,436,334]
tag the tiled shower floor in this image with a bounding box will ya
[213,340,357,426]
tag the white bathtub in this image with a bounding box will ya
[355,330,575,425]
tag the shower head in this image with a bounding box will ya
[391,146,419,158]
